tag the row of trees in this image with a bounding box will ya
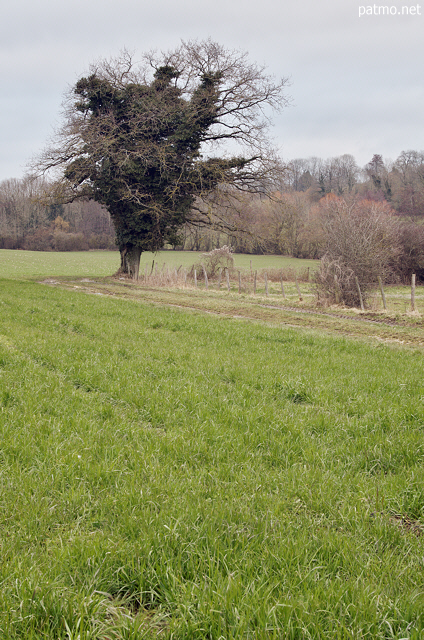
[284,151,424,218]
[172,155,424,264]
[0,176,115,250]
[4,150,424,255]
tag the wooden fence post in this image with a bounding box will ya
[378,276,387,310]
[253,270,257,295]
[226,268,231,292]
[411,273,416,311]
[295,278,303,302]
[203,265,208,290]
[194,269,197,288]
[280,276,285,298]
[264,272,269,297]
[355,276,364,311]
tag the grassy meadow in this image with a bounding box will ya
[1,251,424,638]
[0,249,316,281]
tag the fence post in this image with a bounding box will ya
[202,265,208,290]
[194,269,197,288]
[226,268,231,292]
[295,277,303,302]
[253,270,257,295]
[264,272,269,297]
[280,276,285,298]
[238,271,241,294]
[355,276,364,311]
[184,269,187,286]
[378,276,387,310]
[411,273,416,312]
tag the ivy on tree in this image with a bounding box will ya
[35,41,289,277]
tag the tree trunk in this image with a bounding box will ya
[119,245,142,280]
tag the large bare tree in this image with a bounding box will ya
[32,40,289,277]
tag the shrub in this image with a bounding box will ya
[52,232,89,251]
[22,229,54,251]
[190,245,234,279]
[314,256,357,306]
[0,236,21,250]
[314,196,400,307]
[396,222,424,283]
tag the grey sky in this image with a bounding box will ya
[1,0,423,181]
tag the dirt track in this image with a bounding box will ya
[44,278,424,348]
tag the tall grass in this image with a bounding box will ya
[1,279,424,637]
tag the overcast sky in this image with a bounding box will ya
[1,0,423,181]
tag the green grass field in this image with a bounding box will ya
[0,249,316,280]
[1,252,424,638]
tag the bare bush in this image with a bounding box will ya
[0,235,22,250]
[190,245,234,279]
[314,256,357,306]
[396,222,424,283]
[23,229,54,251]
[314,196,400,307]
[52,232,89,251]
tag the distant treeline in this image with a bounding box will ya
[1,151,424,258]
[0,176,116,251]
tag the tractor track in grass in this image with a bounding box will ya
[259,303,415,326]
[44,278,424,348]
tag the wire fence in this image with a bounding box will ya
[138,262,419,313]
